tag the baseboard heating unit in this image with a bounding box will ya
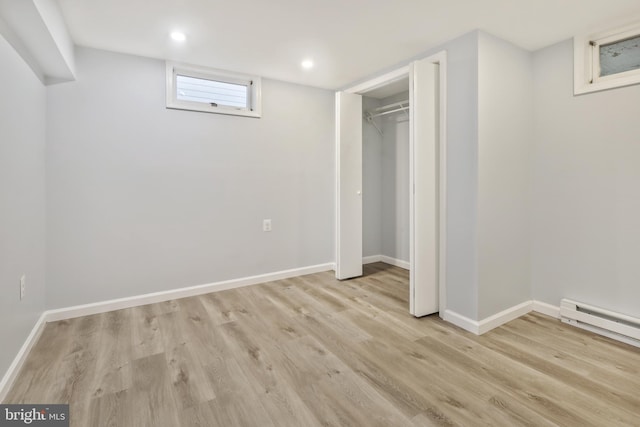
[560,299,640,348]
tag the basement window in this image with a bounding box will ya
[166,62,262,117]
[574,22,640,95]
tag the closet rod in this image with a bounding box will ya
[369,105,408,119]
[370,99,409,113]
[365,99,410,119]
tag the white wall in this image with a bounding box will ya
[45,47,335,309]
[477,32,533,319]
[440,32,480,320]
[0,34,46,376]
[381,92,410,263]
[532,39,640,318]
[362,96,382,258]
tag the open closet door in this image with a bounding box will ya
[335,91,363,280]
[410,59,439,316]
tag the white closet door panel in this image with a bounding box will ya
[335,91,363,280]
[410,60,439,316]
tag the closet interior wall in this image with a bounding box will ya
[362,96,383,258]
[381,91,410,264]
[362,91,410,265]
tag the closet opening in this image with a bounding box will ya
[335,52,447,318]
[362,78,411,308]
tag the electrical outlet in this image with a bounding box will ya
[263,219,272,232]
[20,275,26,300]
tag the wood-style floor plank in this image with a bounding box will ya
[4,262,640,426]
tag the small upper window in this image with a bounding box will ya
[166,62,262,117]
[575,22,640,95]
[597,34,640,78]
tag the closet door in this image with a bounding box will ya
[335,92,363,280]
[410,60,439,316]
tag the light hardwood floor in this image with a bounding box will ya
[5,263,640,426]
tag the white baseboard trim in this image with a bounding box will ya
[362,255,410,270]
[46,262,335,322]
[443,300,563,335]
[532,300,561,318]
[441,309,481,334]
[0,312,47,402]
[380,256,410,270]
[478,301,533,334]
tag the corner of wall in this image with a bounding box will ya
[476,30,534,320]
[0,30,48,401]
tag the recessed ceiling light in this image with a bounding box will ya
[301,59,314,70]
[171,31,186,42]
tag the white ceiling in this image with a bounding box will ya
[58,0,640,90]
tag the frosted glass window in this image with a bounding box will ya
[176,75,248,109]
[599,35,640,77]
[574,23,640,94]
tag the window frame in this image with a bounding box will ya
[166,62,262,118]
[574,21,640,95]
